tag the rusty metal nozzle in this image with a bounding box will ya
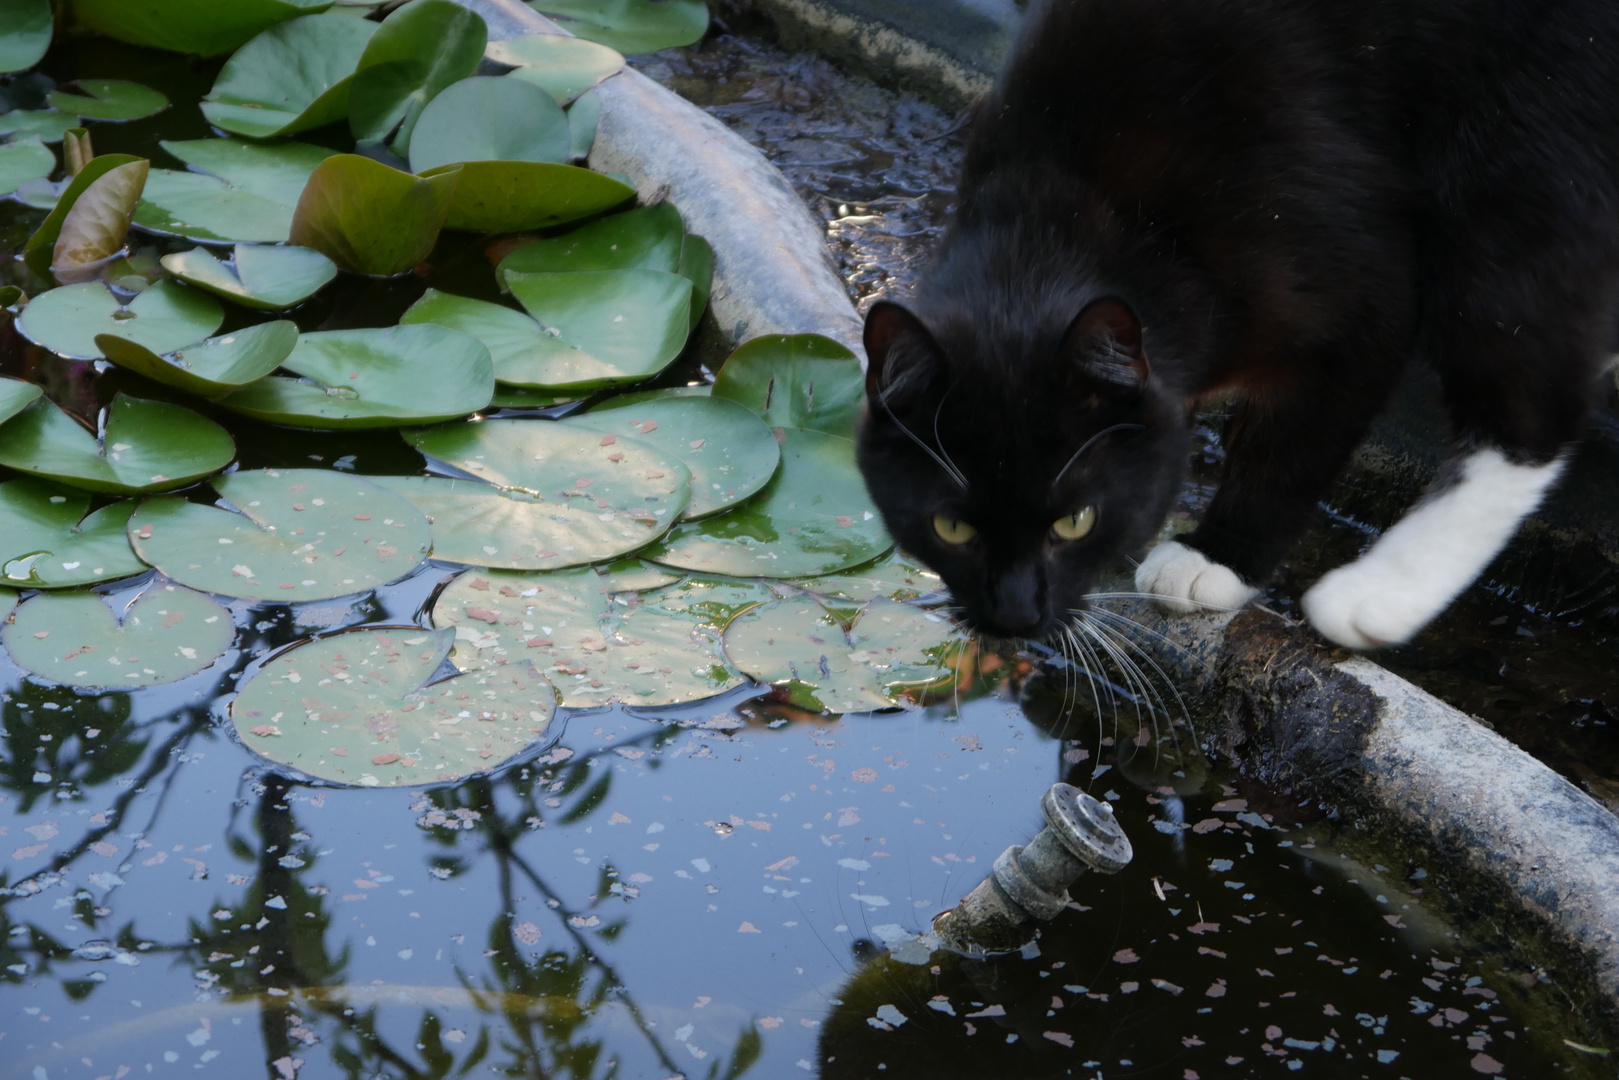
[933,783,1132,954]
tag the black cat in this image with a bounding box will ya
[856,0,1617,648]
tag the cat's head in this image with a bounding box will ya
[856,295,1188,641]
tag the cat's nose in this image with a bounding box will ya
[987,565,1044,637]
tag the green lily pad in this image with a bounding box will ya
[723,597,964,713]
[47,80,169,121]
[215,324,492,429]
[160,245,337,310]
[418,159,631,233]
[407,76,569,173]
[532,0,707,55]
[0,285,21,307]
[791,550,943,615]
[201,14,377,139]
[0,392,234,495]
[162,137,337,207]
[496,203,685,285]
[712,333,865,438]
[568,392,780,520]
[598,558,680,592]
[127,468,432,602]
[96,320,299,399]
[0,479,146,589]
[403,417,691,549]
[67,0,333,57]
[135,138,338,244]
[567,88,600,161]
[0,375,42,426]
[0,0,51,74]
[3,584,235,690]
[0,111,79,143]
[0,589,14,621]
[490,34,625,105]
[24,152,143,278]
[289,153,459,276]
[0,137,53,196]
[490,385,579,410]
[229,626,557,786]
[51,159,148,277]
[646,427,892,578]
[680,233,713,332]
[17,280,223,360]
[348,0,487,155]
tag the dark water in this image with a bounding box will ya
[0,22,1614,1080]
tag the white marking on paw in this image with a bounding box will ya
[1136,540,1258,615]
[1303,448,1567,649]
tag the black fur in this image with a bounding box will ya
[857,0,1618,639]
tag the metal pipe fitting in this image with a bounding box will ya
[933,783,1132,954]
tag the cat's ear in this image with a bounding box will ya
[1064,297,1149,392]
[864,301,940,399]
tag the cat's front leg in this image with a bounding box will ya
[1135,540,1258,613]
[1301,447,1567,649]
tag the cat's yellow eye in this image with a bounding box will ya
[1053,506,1097,541]
[932,513,977,546]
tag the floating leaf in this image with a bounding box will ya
[598,558,680,593]
[0,136,53,196]
[407,76,569,173]
[723,597,963,713]
[532,0,707,55]
[712,334,865,438]
[230,626,557,786]
[646,427,891,578]
[216,325,492,430]
[47,80,169,122]
[0,392,234,495]
[0,285,21,307]
[17,280,223,360]
[497,203,684,285]
[680,233,713,332]
[490,385,579,410]
[348,0,487,154]
[0,0,51,74]
[791,551,943,618]
[23,152,143,278]
[52,159,148,276]
[66,0,332,56]
[201,14,377,139]
[161,137,337,208]
[568,392,779,520]
[0,478,146,589]
[0,375,42,426]
[490,34,625,105]
[0,110,79,143]
[96,320,299,399]
[289,153,459,275]
[160,245,336,310]
[419,159,631,233]
[0,589,13,621]
[567,88,600,161]
[135,137,338,244]
[3,584,233,690]
[128,468,432,602]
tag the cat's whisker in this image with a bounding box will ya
[1060,622,1112,751]
[878,388,969,490]
[1051,422,1145,488]
[1079,613,1188,762]
[931,384,971,494]
[1074,616,1150,736]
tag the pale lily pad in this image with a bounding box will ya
[418,159,632,234]
[791,550,943,614]
[0,110,79,143]
[598,558,680,592]
[491,35,625,105]
[135,137,338,244]
[0,0,51,74]
[567,88,600,161]
[17,279,223,360]
[51,159,148,277]
[128,468,432,602]
[201,14,377,139]
[490,385,579,410]
[96,320,299,399]
[0,392,234,495]
[47,80,169,122]
[496,203,684,285]
[216,324,492,429]
[229,626,557,786]
[0,375,42,426]
[24,152,143,278]
[162,137,337,207]
[0,478,146,589]
[3,584,234,690]
[723,597,964,713]
[348,0,487,154]
[0,589,13,621]
[712,333,865,438]
[160,245,337,310]
[407,76,569,173]
[289,153,459,275]
[568,392,780,520]
[67,0,333,57]
[0,137,52,196]
[646,427,891,578]
[532,0,707,55]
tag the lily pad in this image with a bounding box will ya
[289,153,459,275]
[3,584,234,690]
[490,385,579,410]
[348,0,487,154]
[0,110,79,143]
[680,233,713,332]
[418,159,631,234]
[532,0,707,55]
[0,375,42,426]
[791,550,943,617]
[67,0,333,57]
[47,80,169,122]
[496,203,685,284]
[24,152,143,278]
[0,0,51,74]
[201,14,377,139]
[17,279,223,360]
[96,320,299,399]
[490,34,625,105]
[598,558,681,593]
[162,136,338,208]
[712,333,865,438]
[567,88,600,161]
[723,597,964,713]
[0,137,52,196]
[216,324,492,429]
[0,478,146,589]
[127,468,432,602]
[229,626,557,786]
[568,392,780,520]
[645,427,891,578]
[135,137,336,244]
[51,159,148,277]
[0,392,234,495]
[160,244,337,310]
[0,589,13,621]
[407,76,569,173]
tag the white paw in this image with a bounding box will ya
[1135,541,1258,615]
[1301,562,1435,650]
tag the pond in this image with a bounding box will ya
[1,5,1617,1079]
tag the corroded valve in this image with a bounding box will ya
[933,783,1132,954]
